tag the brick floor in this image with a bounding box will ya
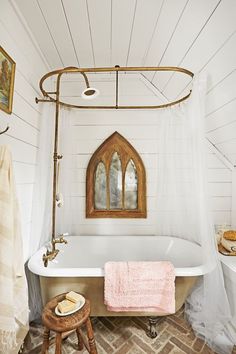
[22,307,235,353]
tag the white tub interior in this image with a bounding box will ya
[28,235,212,277]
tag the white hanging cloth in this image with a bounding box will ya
[0,146,29,353]
[155,74,234,354]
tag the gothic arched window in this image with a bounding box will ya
[86,132,146,218]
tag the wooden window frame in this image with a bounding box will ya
[86,131,147,218]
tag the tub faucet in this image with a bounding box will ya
[42,248,59,267]
[52,234,68,247]
[42,233,68,267]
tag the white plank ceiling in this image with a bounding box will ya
[14,0,236,165]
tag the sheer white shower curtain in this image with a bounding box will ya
[28,104,72,320]
[155,75,233,354]
[27,103,54,321]
[28,77,234,353]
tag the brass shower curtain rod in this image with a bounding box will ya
[35,66,194,110]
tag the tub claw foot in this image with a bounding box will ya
[147,317,159,338]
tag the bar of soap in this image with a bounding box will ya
[58,299,76,314]
[66,291,83,304]
[223,230,236,241]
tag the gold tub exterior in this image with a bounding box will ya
[40,276,198,317]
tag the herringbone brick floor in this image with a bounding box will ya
[23,307,236,354]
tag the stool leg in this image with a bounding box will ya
[85,318,98,354]
[55,333,62,354]
[41,328,50,354]
[76,328,84,350]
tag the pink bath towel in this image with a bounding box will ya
[104,261,175,314]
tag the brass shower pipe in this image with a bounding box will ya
[36,65,194,266]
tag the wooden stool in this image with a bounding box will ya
[41,293,98,354]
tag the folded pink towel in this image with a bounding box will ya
[104,261,175,314]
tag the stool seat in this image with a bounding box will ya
[41,293,98,354]
[42,293,90,332]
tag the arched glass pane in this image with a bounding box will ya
[94,162,107,209]
[109,152,122,209]
[125,159,137,209]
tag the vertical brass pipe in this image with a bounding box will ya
[115,65,120,109]
[51,73,63,252]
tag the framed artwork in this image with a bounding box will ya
[0,46,16,114]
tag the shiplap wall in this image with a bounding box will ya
[0,0,48,260]
[58,74,232,236]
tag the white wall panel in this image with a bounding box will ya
[206,99,236,133]
[211,196,231,211]
[0,1,47,261]
[0,128,38,165]
[13,93,40,129]
[207,121,236,145]
[217,140,236,156]
[206,70,236,116]
[203,31,236,91]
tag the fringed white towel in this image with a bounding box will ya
[0,146,29,353]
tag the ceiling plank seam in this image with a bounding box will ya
[1,2,49,94]
[207,119,236,134]
[12,112,40,132]
[125,0,138,66]
[61,0,80,67]
[36,0,64,67]
[206,97,236,118]
[207,139,234,171]
[5,133,39,150]
[176,31,236,100]
[142,0,166,66]
[207,68,236,94]
[10,0,51,72]
[163,0,223,95]
[151,0,190,82]
[200,30,236,74]
[140,74,169,102]
[110,0,113,66]
[86,0,96,67]
[15,90,41,114]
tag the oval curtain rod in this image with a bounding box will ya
[35,66,194,110]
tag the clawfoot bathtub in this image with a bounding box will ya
[28,235,212,337]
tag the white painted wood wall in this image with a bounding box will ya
[0,0,48,260]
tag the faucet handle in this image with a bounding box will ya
[57,233,68,244]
